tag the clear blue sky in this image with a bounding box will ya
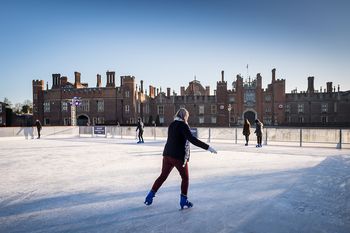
[1,0,349,104]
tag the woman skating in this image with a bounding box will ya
[144,108,217,209]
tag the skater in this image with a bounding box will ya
[144,108,217,209]
[35,119,42,139]
[242,119,251,146]
[136,118,144,143]
[254,119,263,147]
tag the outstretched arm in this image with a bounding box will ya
[181,124,209,150]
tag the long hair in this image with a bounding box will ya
[174,108,189,123]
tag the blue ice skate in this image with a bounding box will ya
[144,190,155,205]
[180,194,193,209]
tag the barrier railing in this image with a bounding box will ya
[0,126,349,149]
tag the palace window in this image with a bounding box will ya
[265,107,271,113]
[285,116,291,123]
[199,116,204,124]
[334,102,337,113]
[64,118,71,126]
[78,100,89,112]
[285,104,290,113]
[159,116,164,124]
[98,117,104,124]
[298,116,304,123]
[125,91,130,98]
[211,116,217,124]
[44,118,50,125]
[33,93,38,100]
[44,101,50,112]
[321,116,328,124]
[0,116,2,124]
[263,116,272,125]
[229,96,235,103]
[125,105,130,114]
[97,100,104,112]
[199,105,205,114]
[0,105,2,113]
[158,105,164,115]
[62,102,68,111]
[321,103,328,113]
[211,105,217,114]
[298,104,304,113]
[265,95,272,102]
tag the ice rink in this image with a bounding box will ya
[1,136,349,233]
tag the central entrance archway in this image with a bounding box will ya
[243,110,256,125]
[77,115,90,126]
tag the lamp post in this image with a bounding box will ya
[70,97,81,126]
[228,104,232,127]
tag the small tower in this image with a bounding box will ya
[32,79,45,123]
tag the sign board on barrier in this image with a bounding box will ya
[94,126,106,135]
[190,128,198,138]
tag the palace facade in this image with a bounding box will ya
[32,68,350,127]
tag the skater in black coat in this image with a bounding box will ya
[254,119,263,147]
[144,108,217,209]
[242,119,251,146]
[136,118,144,143]
[35,119,42,139]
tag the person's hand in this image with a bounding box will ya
[208,146,217,154]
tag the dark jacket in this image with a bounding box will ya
[35,121,42,130]
[243,123,250,136]
[136,121,144,132]
[254,122,263,137]
[163,120,209,162]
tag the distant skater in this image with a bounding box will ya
[136,118,144,143]
[254,119,263,147]
[144,108,217,209]
[35,119,42,139]
[242,119,251,146]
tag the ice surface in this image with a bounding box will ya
[0,137,349,233]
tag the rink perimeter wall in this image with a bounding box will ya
[0,126,349,149]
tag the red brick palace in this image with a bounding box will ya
[32,68,350,127]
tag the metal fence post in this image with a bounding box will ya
[235,127,237,144]
[300,128,302,147]
[337,129,342,149]
[208,128,211,143]
[154,124,156,141]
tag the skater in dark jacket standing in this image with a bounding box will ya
[242,119,251,146]
[35,119,42,139]
[254,119,263,147]
[144,108,217,209]
[136,118,144,143]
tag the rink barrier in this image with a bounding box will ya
[0,126,349,149]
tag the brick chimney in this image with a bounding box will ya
[326,82,333,93]
[205,86,210,95]
[106,71,116,88]
[221,70,224,81]
[60,76,67,86]
[272,68,276,82]
[96,74,102,88]
[167,88,171,97]
[307,76,314,93]
[140,80,144,93]
[180,86,185,96]
[52,73,61,89]
[74,72,81,88]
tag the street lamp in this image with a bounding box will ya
[228,104,232,127]
[70,97,82,126]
